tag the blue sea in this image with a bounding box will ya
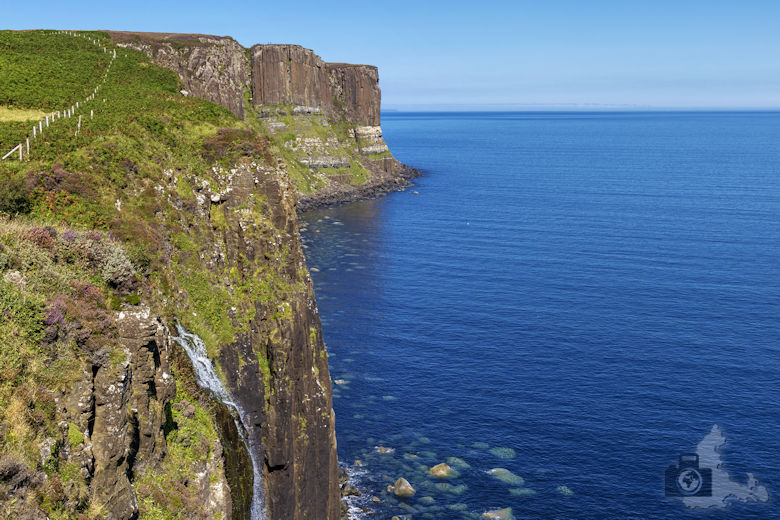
[299,112,780,519]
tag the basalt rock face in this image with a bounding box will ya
[110,32,384,126]
[250,45,332,115]
[110,31,249,118]
[58,308,173,520]
[249,46,382,126]
[327,64,381,126]
[52,308,232,520]
[203,161,340,519]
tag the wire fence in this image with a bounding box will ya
[1,31,117,162]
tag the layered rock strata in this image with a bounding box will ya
[110,31,417,209]
[110,32,382,127]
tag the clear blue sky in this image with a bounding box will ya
[5,1,780,109]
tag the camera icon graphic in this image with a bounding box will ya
[665,453,712,497]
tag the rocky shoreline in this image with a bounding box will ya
[297,164,421,213]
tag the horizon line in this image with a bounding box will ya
[381,105,780,113]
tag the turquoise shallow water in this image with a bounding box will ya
[300,112,780,519]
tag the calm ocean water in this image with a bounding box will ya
[299,112,780,519]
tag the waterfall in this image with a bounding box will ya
[173,324,265,520]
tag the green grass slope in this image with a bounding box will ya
[0,29,301,519]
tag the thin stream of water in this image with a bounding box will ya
[174,323,266,520]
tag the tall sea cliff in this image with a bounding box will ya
[0,29,413,519]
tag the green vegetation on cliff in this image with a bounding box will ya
[0,31,112,110]
[0,29,328,519]
[0,220,133,518]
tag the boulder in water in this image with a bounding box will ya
[429,462,457,478]
[482,507,514,519]
[393,477,416,498]
[341,483,361,497]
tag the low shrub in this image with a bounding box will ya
[0,174,31,216]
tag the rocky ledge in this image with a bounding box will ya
[297,163,420,213]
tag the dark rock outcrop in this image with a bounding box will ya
[209,161,340,519]
[54,308,233,520]
[250,45,332,113]
[327,64,381,126]
[109,31,249,118]
[296,162,420,213]
[89,353,136,520]
[110,32,383,127]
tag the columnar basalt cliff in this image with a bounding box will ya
[110,31,417,209]
[250,45,332,113]
[327,63,381,126]
[109,32,384,127]
[204,161,340,519]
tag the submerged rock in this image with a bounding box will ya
[489,447,517,459]
[434,482,468,494]
[446,456,471,469]
[509,487,536,496]
[557,485,574,496]
[488,468,524,486]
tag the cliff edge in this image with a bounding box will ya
[0,29,395,520]
[108,31,417,210]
